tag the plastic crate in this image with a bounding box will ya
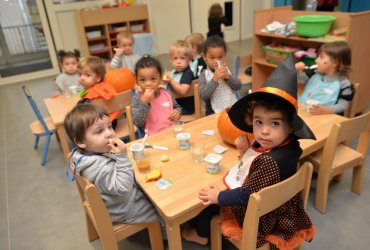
[263,45,299,64]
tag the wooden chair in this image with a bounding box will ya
[92,89,140,141]
[344,82,360,118]
[210,162,313,250]
[72,164,164,250]
[172,80,203,122]
[235,54,253,99]
[305,112,370,213]
[22,86,58,166]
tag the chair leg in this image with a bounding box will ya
[315,171,330,214]
[34,135,40,149]
[147,221,164,250]
[351,164,364,194]
[210,216,222,250]
[41,135,51,166]
[85,213,99,241]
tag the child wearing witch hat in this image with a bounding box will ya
[181,56,316,249]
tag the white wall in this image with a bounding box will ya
[141,0,191,55]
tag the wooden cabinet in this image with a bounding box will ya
[75,5,150,60]
[252,6,370,114]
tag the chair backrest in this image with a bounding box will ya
[22,86,50,133]
[74,168,119,248]
[344,82,360,118]
[92,89,133,114]
[171,80,202,119]
[322,112,370,166]
[240,162,313,250]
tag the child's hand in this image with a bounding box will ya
[114,48,124,56]
[295,62,305,73]
[108,138,127,154]
[308,104,333,115]
[141,88,155,104]
[234,135,250,156]
[213,66,224,81]
[169,109,181,121]
[221,64,230,80]
[198,185,220,205]
[162,74,171,84]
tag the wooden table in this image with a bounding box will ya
[44,95,80,161]
[130,108,347,250]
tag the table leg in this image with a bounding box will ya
[165,221,182,250]
[57,125,71,162]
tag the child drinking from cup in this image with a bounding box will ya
[132,55,182,135]
[182,57,316,248]
[64,103,166,238]
[296,41,354,115]
[199,35,242,115]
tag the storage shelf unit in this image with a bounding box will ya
[75,5,150,60]
[252,6,370,114]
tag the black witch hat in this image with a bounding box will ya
[228,56,316,140]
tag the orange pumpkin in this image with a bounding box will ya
[217,109,254,145]
[104,68,135,93]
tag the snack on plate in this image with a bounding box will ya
[161,154,170,162]
[146,169,162,182]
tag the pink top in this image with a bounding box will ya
[145,89,173,135]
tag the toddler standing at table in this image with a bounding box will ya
[132,55,182,135]
[199,35,241,115]
[182,57,316,249]
[110,31,141,73]
[52,49,83,97]
[162,40,195,115]
[296,41,354,115]
[78,56,120,128]
[64,103,166,238]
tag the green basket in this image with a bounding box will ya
[301,56,316,66]
[294,15,335,38]
[262,45,298,65]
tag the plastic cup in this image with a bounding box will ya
[176,132,190,150]
[172,120,184,136]
[204,153,223,174]
[191,142,205,162]
[129,143,144,160]
[306,99,320,113]
[135,151,151,173]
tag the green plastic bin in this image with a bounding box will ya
[294,15,335,38]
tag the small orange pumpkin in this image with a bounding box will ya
[217,109,254,145]
[104,68,135,93]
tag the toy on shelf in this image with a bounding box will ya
[263,43,300,64]
[294,48,317,66]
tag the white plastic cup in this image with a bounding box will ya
[204,153,223,174]
[172,120,184,136]
[306,99,320,113]
[129,143,144,160]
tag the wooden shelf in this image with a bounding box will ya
[75,5,150,60]
[251,6,370,114]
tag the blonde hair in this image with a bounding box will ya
[209,3,223,18]
[169,40,192,59]
[184,33,205,54]
[116,31,134,45]
[78,56,106,82]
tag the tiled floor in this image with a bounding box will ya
[0,39,369,250]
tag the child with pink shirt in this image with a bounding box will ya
[131,55,182,135]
